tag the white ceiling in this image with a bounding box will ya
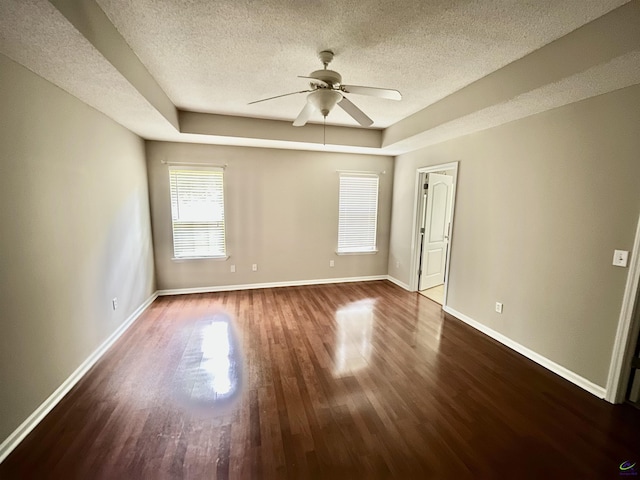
[0,0,638,154]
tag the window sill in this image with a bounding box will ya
[172,255,229,262]
[335,250,378,256]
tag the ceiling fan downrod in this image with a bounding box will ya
[318,50,334,69]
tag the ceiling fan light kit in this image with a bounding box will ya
[249,50,402,128]
[308,89,342,117]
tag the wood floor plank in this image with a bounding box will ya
[2,280,640,479]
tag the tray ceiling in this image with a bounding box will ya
[95,0,627,127]
[0,0,638,154]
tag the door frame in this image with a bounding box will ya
[409,162,459,307]
[606,211,640,403]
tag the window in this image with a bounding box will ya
[169,167,226,259]
[337,174,379,254]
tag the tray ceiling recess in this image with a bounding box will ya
[0,0,637,154]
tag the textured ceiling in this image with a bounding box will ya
[0,0,637,154]
[0,0,177,139]
[95,0,627,128]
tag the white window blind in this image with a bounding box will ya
[337,174,379,253]
[169,167,226,258]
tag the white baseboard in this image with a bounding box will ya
[443,306,607,399]
[0,292,158,464]
[385,275,412,291]
[157,275,388,296]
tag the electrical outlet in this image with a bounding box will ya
[495,302,503,314]
[613,250,629,267]
[396,261,400,269]
[230,264,236,273]
[252,264,258,272]
[329,260,335,267]
[112,297,118,311]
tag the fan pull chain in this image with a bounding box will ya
[323,116,326,145]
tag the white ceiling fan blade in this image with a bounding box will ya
[293,102,316,127]
[297,76,329,87]
[341,85,402,101]
[338,96,373,127]
[248,89,313,105]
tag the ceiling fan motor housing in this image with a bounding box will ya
[309,69,342,87]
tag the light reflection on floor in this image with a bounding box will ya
[173,313,241,413]
[411,293,443,355]
[333,298,375,377]
[199,321,234,397]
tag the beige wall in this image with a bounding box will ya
[0,54,155,443]
[146,142,393,290]
[389,84,640,387]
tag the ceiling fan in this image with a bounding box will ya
[249,50,402,127]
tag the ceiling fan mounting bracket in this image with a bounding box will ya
[318,50,334,68]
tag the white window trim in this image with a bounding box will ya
[171,255,230,262]
[335,250,378,256]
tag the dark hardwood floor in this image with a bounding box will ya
[1,280,639,479]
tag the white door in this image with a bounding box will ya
[419,173,453,291]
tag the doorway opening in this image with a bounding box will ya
[605,211,640,404]
[419,284,445,305]
[621,286,640,407]
[409,163,458,307]
[626,324,640,407]
[613,273,640,406]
